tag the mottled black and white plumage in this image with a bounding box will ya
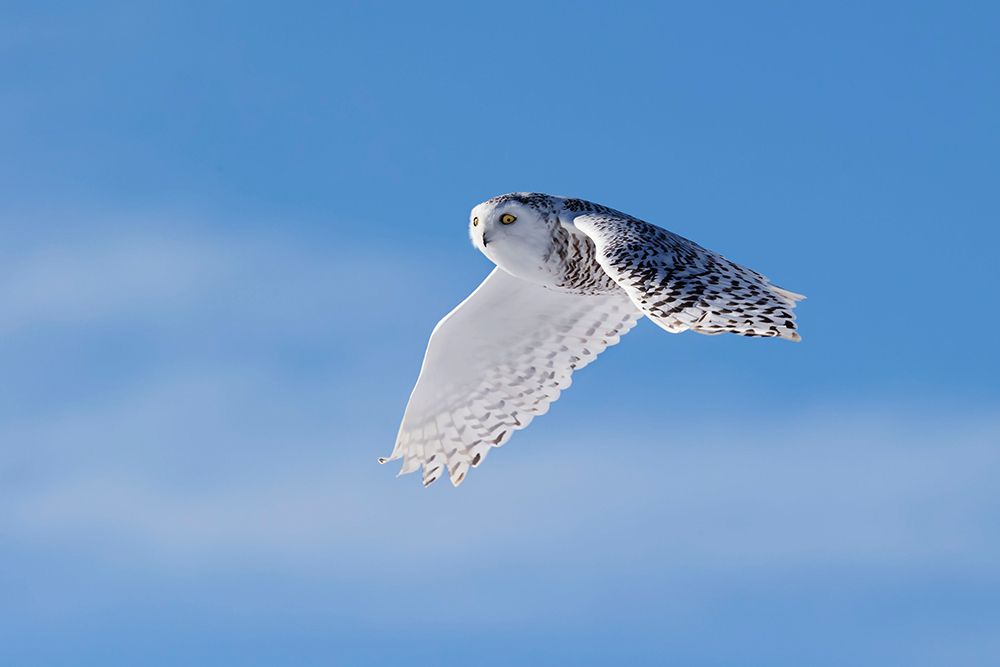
[381,193,805,487]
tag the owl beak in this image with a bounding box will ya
[481,232,491,247]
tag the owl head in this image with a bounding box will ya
[469,192,565,284]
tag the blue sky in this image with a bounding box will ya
[2,2,999,665]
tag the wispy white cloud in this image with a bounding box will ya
[4,366,997,579]
[0,221,431,337]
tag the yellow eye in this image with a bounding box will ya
[472,216,479,226]
[500,213,517,224]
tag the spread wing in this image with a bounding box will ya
[382,267,641,487]
[573,213,805,341]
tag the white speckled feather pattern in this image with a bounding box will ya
[573,213,804,340]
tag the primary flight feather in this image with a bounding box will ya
[380,193,804,487]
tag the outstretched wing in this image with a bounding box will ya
[573,213,805,341]
[382,267,641,487]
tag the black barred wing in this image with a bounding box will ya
[573,214,804,341]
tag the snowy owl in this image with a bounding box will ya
[380,193,804,487]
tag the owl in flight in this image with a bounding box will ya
[380,193,804,487]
